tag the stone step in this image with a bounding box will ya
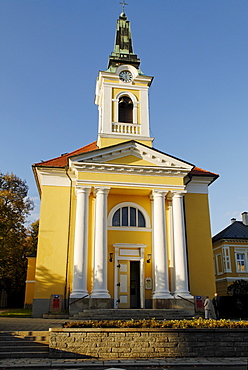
[0,331,49,359]
[0,343,48,351]
[71,308,194,320]
[0,351,49,359]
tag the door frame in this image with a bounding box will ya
[113,243,146,309]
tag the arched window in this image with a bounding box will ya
[112,206,146,228]
[118,96,133,123]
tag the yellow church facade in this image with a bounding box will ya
[29,11,218,317]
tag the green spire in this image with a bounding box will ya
[107,12,141,72]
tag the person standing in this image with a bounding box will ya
[204,296,211,319]
[212,293,221,319]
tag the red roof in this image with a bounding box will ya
[191,166,218,178]
[33,141,98,168]
[33,141,218,180]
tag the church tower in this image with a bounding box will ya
[96,11,153,148]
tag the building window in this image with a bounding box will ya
[223,246,232,273]
[216,253,223,275]
[118,96,133,123]
[235,252,246,272]
[112,206,146,228]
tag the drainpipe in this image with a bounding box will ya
[64,167,73,310]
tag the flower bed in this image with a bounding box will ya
[63,317,248,329]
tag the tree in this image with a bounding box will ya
[0,172,34,306]
[26,219,39,254]
[227,280,248,296]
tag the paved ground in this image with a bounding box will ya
[0,317,247,369]
[0,316,68,331]
[0,358,247,369]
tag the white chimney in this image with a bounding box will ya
[231,218,236,224]
[242,212,248,226]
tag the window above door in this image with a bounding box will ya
[108,202,151,230]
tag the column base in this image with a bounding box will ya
[91,290,111,299]
[70,290,89,299]
[153,291,173,300]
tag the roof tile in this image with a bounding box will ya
[33,141,98,168]
[213,221,248,242]
[33,142,218,180]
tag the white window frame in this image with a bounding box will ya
[222,246,232,273]
[234,249,248,273]
[215,253,223,275]
[108,202,151,230]
[113,91,138,124]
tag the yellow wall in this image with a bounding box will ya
[24,257,36,305]
[98,137,153,149]
[107,193,152,299]
[33,185,71,299]
[213,240,248,295]
[106,155,159,166]
[184,193,216,297]
[33,168,216,305]
[77,171,184,187]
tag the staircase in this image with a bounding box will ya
[0,331,50,358]
[71,308,195,321]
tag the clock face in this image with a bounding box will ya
[119,70,133,83]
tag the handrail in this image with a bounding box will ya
[175,294,195,305]
[69,294,89,306]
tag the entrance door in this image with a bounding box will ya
[118,261,130,308]
[130,261,140,308]
[118,260,140,309]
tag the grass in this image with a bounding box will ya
[0,308,32,317]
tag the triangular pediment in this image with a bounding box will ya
[69,141,194,174]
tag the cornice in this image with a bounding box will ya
[213,238,248,245]
[70,161,190,177]
[69,141,193,171]
[76,179,185,192]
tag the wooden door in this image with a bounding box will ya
[118,261,130,308]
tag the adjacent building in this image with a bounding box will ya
[212,212,248,295]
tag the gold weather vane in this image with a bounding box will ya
[120,0,128,13]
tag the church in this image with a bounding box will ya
[26,10,218,317]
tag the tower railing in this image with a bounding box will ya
[112,122,141,135]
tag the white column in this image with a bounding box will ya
[152,190,173,299]
[70,186,91,298]
[172,192,193,299]
[91,187,111,298]
[168,195,175,294]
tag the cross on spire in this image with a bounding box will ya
[120,0,128,13]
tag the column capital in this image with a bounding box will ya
[75,185,91,197]
[94,187,110,197]
[171,190,186,199]
[151,189,168,200]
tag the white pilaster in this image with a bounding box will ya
[152,190,173,299]
[172,192,193,299]
[70,186,91,298]
[91,187,111,298]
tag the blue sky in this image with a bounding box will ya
[0,0,247,235]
